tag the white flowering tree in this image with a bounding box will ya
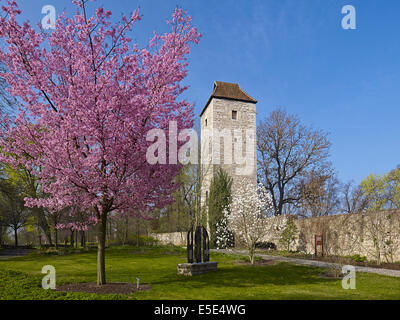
[221,181,274,264]
[215,213,234,249]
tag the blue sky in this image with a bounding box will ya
[9,0,400,184]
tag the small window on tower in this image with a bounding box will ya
[205,119,208,126]
[232,110,238,120]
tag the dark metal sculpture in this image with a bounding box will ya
[195,226,202,263]
[203,227,210,262]
[187,228,194,263]
[187,225,209,263]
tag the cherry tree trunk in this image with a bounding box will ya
[55,229,58,249]
[14,228,18,248]
[70,230,74,248]
[97,213,107,285]
[81,231,86,248]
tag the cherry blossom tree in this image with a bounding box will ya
[0,0,200,284]
[223,181,274,264]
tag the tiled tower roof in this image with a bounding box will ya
[200,81,257,116]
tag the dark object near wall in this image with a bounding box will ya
[187,228,194,263]
[179,226,217,276]
[195,226,202,262]
[187,225,210,263]
[255,242,277,250]
[202,227,210,262]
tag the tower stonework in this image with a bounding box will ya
[200,81,258,215]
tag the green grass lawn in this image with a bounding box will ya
[0,245,400,300]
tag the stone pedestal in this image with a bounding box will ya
[177,262,218,276]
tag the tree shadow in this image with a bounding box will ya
[151,262,337,289]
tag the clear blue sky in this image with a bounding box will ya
[10,0,400,184]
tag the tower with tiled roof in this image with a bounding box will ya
[200,81,257,230]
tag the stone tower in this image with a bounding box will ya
[200,81,258,212]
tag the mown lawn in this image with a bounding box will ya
[0,246,400,300]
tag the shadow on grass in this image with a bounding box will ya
[151,262,335,289]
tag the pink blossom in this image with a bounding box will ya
[0,0,201,230]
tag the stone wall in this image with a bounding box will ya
[151,232,186,246]
[263,210,400,263]
[153,210,400,263]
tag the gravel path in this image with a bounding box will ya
[212,249,400,278]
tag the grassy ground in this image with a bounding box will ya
[1,245,400,300]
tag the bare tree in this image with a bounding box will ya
[257,108,331,216]
[361,211,400,265]
[0,184,29,247]
[173,123,212,230]
[298,169,340,217]
[152,125,210,234]
[341,181,368,214]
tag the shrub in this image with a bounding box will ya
[36,248,59,255]
[138,235,159,246]
[255,242,277,250]
[351,254,367,263]
[86,242,98,248]
[35,247,93,256]
[279,217,298,251]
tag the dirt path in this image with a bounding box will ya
[213,249,400,278]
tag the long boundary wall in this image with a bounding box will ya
[292,210,400,263]
[152,210,400,263]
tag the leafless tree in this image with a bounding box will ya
[153,124,211,233]
[298,169,340,217]
[0,184,29,247]
[341,181,368,214]
[360,211,400,265]
[257,108,331,216]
